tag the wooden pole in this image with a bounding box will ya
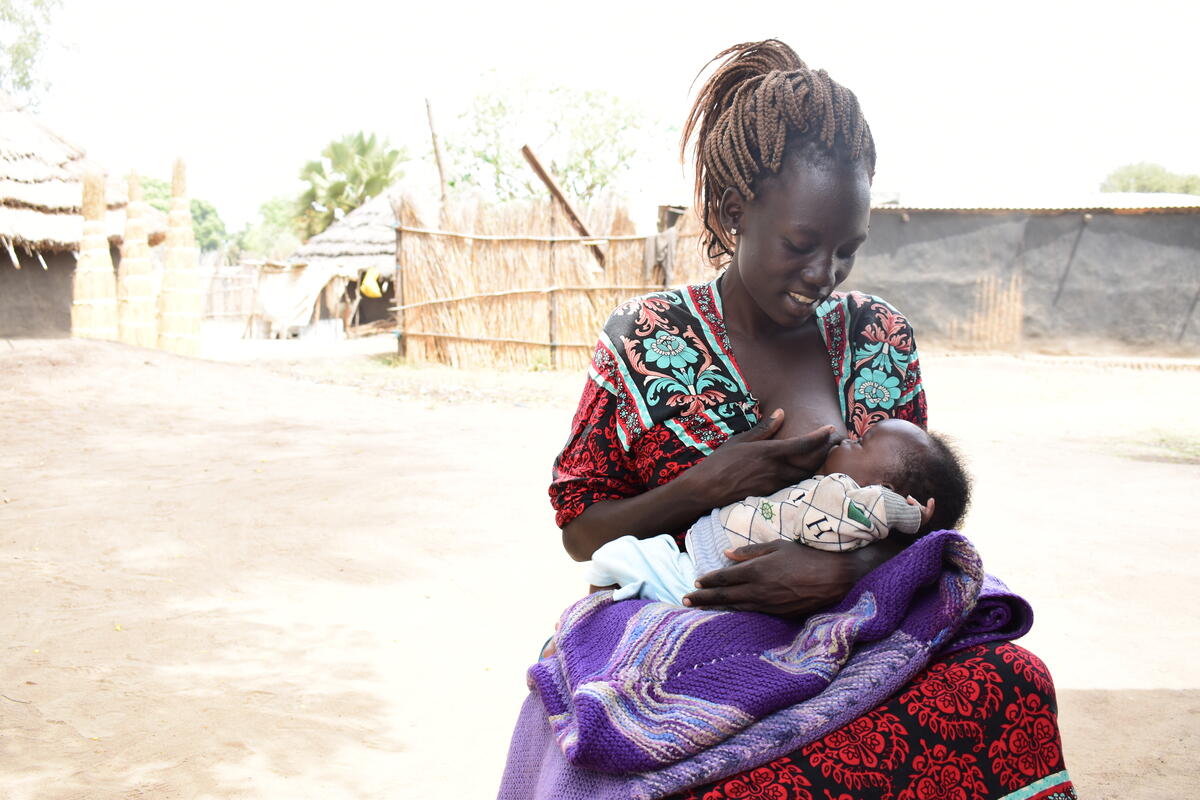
[1052,213,1090,307]
[547,240,558,369]
[1180,281,1200,342]
[242,266,263,339]
[425,98,448,225]
[520,144,605,269]
[395,225,646,243]
[392,202,406,358]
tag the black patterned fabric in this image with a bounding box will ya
[671,642,1075,800]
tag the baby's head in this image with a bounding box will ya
[821,419,971,534]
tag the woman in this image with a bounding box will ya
[549,41,1075,799]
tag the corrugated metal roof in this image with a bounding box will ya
[869,191,1200,213]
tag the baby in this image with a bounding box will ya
[585,419,971,604]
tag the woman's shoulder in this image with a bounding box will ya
[825,290,912,319]
[598,281,719,344]
[822,290,919,336]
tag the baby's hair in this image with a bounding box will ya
[895,431,972,535]
[680,39,877,265]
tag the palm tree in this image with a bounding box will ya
[298,132,407,237]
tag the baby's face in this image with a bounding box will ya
[820,419,930,489]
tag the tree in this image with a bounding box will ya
[140,177,229,251]
[1101,163,1200,194]
[445,93,533,200]
[542,88,647,202]
[298,131,407,238]
[0,0,61,103]
[231,195,305,261]
[443,85,663,204]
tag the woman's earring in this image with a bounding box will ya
[730,227,738,236]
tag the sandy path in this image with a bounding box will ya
[1,338,1197,799]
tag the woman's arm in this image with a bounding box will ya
[562,470,716,561]
[563,412,840,561]
[682,536,906,617]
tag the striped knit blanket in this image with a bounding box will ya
[499,531,1033,800]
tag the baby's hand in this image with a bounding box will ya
[906,495,936,529]
[539,617,564,659]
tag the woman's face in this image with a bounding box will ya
[722,157,872,329]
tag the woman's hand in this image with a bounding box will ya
[682,537,905,618]
[682,410,841,508]
[560,410,838,562]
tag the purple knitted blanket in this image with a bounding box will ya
[497,531,1033,800]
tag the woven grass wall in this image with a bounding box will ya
[395,197,716,371]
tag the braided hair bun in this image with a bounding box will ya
[681,40,876,264]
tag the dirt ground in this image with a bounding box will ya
[1,335,1198,799]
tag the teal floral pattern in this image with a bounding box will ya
[626,325,739,417]
[643,331,700,370]
[837,298,926,439]
[853,305,915,375]
[853,369,901,410]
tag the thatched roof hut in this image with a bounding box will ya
[0,90,170,337]
[285,191,397,278]
[0,90,167,256]
[249,193,398,337]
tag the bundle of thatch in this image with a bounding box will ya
[117,170,156,347]
[70,169,118,340]
[0,89,168,255]
[157,158,201,356]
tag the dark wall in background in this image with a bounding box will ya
[0,245,122,338]
[0,251,75,337]
[845,211,1200,349]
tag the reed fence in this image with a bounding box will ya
[203,261,259,321]
[394,221,716,371]
[944,273,1024,350]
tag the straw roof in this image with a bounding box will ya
[285,191,397,278]
[0,90,167,254]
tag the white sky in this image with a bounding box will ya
[33,0,1200,230]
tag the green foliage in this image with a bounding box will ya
[445,94,532,200]
[140,177,228,251]
[188,200,227,252]
[1101,162,1200,194]
[298,131,407,238]
[231,195,305,261]
[544,88,646,202]
[444,85,658,203]
[0,0,61,102]
[139,176,171,213]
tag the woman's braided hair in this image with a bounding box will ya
[681,40,877,264]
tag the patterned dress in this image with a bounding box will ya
[550,278,1075,800]
[551,279,927,544]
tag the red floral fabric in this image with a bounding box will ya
[674,643,1074,800]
